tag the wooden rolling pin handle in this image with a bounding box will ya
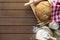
[49,35,57,40]
[24,2,33,6]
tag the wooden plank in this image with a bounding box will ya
[0,3,31,10]
[0,0,29,3]
[0,25,33,33]
[0,10,34,17]
[0,34,33,40]
[0,17,37,25]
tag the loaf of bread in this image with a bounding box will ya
[35,1,50,21]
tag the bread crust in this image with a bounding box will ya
[35,1,51,21]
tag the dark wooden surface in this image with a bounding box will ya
[0,34,32,40]
[0,3,31,9]
[0,26,33,33]
[0,0,37,40]
[0,0,29,2]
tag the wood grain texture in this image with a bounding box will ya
[0,18,37,25]
[0,34,33,40]
[0,3,31,10]
[0,0,36,40]
[0,0,29,3]
[0,10,34,17]
[0,25,33,33]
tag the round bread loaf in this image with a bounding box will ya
[35,1,50,21]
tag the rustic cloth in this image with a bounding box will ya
[48,0,60,23]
